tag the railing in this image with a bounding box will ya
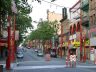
[81,0,89,8]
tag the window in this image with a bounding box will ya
[90,16,93,26]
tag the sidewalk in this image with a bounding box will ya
[51,56,96,66]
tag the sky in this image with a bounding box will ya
[28,0,78,30]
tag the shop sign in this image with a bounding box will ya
[2,30,19,40]
[72,41,80,47]
[85,40,89,46]
[3,31,8,38]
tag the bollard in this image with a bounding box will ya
[65,57,68,67]
[69,55,72,68]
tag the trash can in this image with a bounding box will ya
[0,65,3,72]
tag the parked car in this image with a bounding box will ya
[37,50,43,57]
[50,49,57,58]
[17,51,24,58]
[17,47,24,58]
[27,47,30,49]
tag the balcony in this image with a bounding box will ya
[81,0,89,11]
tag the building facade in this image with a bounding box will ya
[89,0,96,62]
[59,19,70,57]
[47,10,62,56]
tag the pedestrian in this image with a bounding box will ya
[45,51,51,61]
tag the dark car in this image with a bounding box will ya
[50,49,57,58]
[16,48,24,58]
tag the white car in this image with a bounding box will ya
[37,50,43,57]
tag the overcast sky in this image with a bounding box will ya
[28,0,78,30]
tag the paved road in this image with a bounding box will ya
[16,48,45,62]
[11,65,96,72]
[3,48,96,72]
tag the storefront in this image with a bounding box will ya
[89,27,96,61]
[0,39,7,60]
[90,37,96,61]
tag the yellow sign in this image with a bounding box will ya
[72,40,90,47]
[85,40,89,46]
[72,41,80,47]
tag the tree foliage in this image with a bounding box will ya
[0,0,56,46]
[0,0,33,46]
[27,20,57,41]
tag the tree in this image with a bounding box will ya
[25,20,58,50]
[0,0,56,46]
[0,0,33,46]
[15,0,33,46]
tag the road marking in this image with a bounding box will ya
[13,65,65,70]
[17,60,63,64]
[13,65,96,70]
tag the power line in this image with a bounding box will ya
[42,0,71,8]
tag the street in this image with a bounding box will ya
[8,48,96,72]
[1,0,96,72]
